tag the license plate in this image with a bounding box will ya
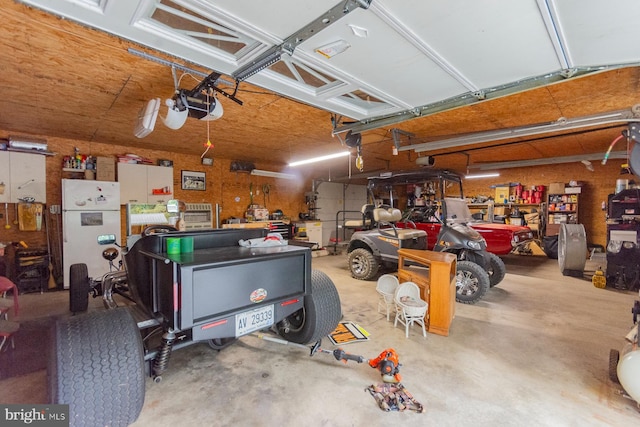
[235,304,274,337]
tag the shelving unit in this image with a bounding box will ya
[546,191,580,236]
[468,201,543,224]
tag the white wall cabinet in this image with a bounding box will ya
[0,151,47,203]
[117,163,174,204]
[0,152,10,203]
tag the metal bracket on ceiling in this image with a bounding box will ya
[399,105,640,154]
[127,47,242,105]
[332,63,640,136]
[233,0,371,82]
[391,128,415,151]
[473,90,486,100]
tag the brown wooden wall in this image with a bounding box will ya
[0,127,629,279]
[462,161,626,250]
[0,129,310,279]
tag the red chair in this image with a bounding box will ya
[0,276,19,319]
[0,319,19,351]
[0,277,20,351]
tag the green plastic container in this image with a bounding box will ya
[180,236,194,253]
[166,237,181,255]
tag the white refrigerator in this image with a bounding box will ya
[62,179,121,289]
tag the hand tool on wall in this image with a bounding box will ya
[4,203,10,229]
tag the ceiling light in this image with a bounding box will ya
[465,173,500,179]
[251,169,296,180]
[162,98,188,130]
[134,98,161,138]
[289,151,350,167]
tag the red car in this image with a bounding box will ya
[469,222,534,255]
[412,217,534,255]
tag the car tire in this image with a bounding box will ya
[487,253,506,287]
[69,263,90,313]
[348,248,379,280]
[49,308,145,427]
[455,260,490,304]
[278,270,342,344]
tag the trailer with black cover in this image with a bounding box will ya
[49,226,342,427]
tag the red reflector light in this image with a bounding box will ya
[173,282,179,312]
[202,319,227,330]
[280,298,300,307]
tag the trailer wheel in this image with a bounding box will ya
[49,308,145,427]
[278,270,342,344]
[487,253,506,287]
[69,263,89,313]
[455,260,490,304]
[609,348,620,384]
[348,248,379,280]
[207,337,237,351]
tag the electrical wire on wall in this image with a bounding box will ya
[201,90,213,158]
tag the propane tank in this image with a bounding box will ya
[617,329,640,404]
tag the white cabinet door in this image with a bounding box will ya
[117,163,147,204]
[10,152,46,203]
[146,165,174,204]
[0,152,10,203]
[118,163,174,204]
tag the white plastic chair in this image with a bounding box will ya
[376,274,399,321]
[394,281,428,338]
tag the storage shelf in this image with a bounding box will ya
[62,168,87,173]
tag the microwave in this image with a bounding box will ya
[183,203,213,229]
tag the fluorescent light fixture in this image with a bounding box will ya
[465,173,500,179]
[289,151,350,167]
[250,169,296,180]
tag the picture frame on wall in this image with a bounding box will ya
[181,170,206,191]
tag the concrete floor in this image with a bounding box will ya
[1,253,639,426]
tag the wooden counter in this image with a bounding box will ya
[397,249,457,336]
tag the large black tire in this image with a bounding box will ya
[69,263,89,314]
[278,270,342,344]
[486,253,506,287]
[455,260,490,304]
[609,348,620,384]
[49,308,145,427]
[348,248,379,280]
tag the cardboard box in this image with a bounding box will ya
[564,186,581,194]
[494,206,510,216]
[96,156,116,181]
[549,182,565,194]
[495,186,510,203]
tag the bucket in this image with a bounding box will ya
[180,236,194,253]
[166,237,181,255]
